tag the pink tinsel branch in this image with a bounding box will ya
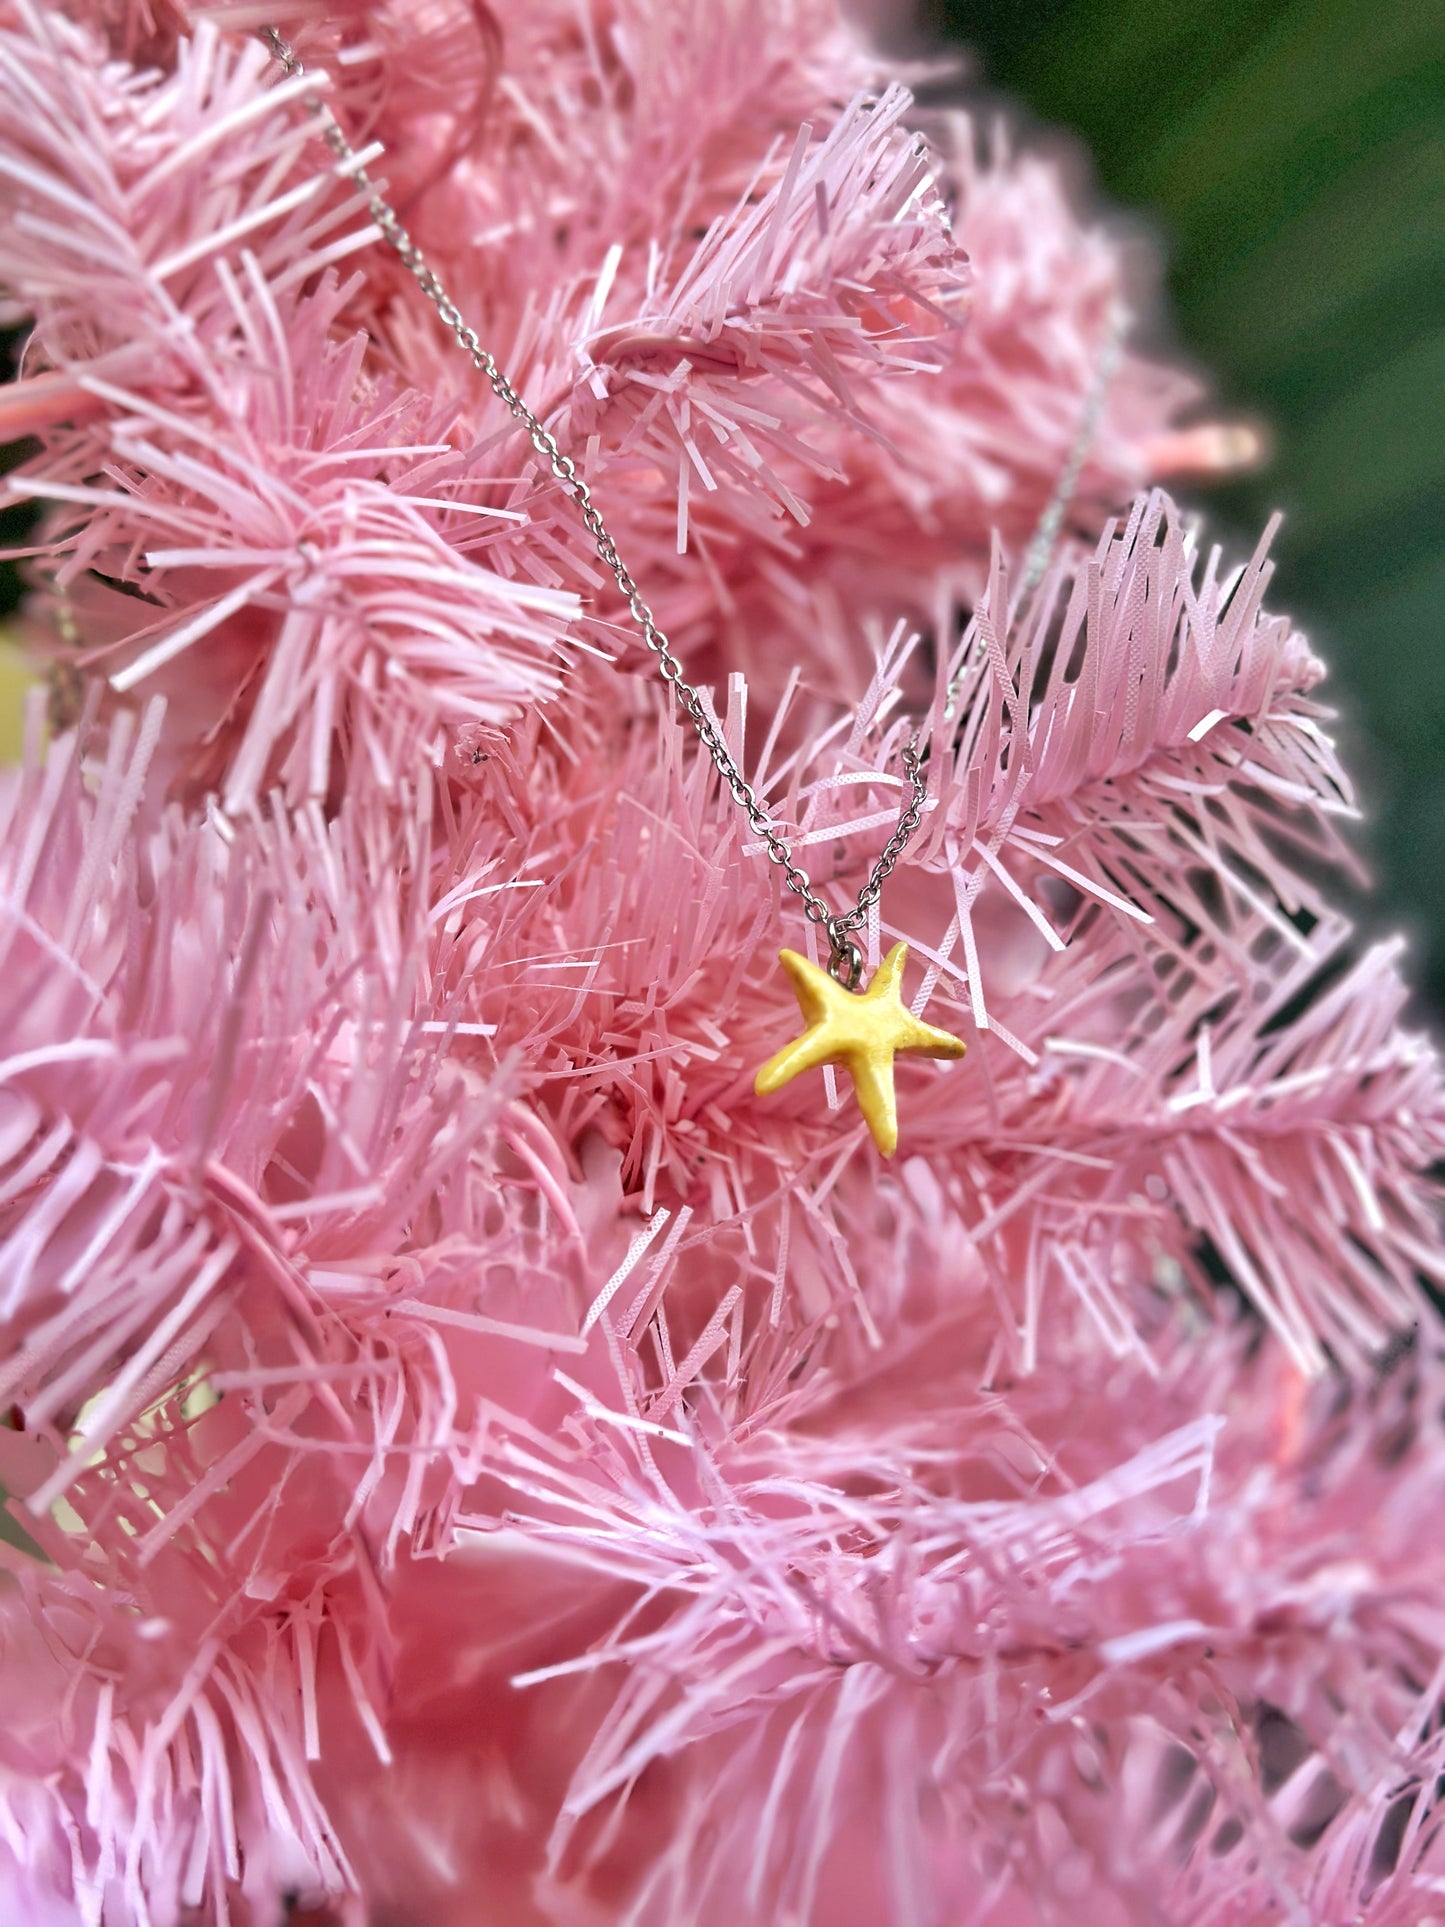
[0,4,1439,1924]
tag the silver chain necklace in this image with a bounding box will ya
[261,27,925,999]
[261,27,966,1155]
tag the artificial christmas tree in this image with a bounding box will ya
[0,4,1440,1922]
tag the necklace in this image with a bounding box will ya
[261,28,967,1156]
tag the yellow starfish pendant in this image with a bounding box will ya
[754,941,967,1156]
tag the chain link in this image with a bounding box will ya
[942,301,1126,724]
[262,28,924,991]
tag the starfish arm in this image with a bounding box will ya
[776,948,851,1025]
[845,1048,901,1157]
[861,941,910,1003]
[896,1011,969,1061]
[754,1022,838,1096]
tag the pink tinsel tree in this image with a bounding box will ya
[0,4,1441,1923]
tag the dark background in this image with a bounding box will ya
[3,1,1441,1004]
[937,0,1445,1013]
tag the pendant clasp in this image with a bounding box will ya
[827,935,864,992]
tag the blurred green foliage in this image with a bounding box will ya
[942,0,1445,1011]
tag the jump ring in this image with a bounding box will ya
[827,938,864,992]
